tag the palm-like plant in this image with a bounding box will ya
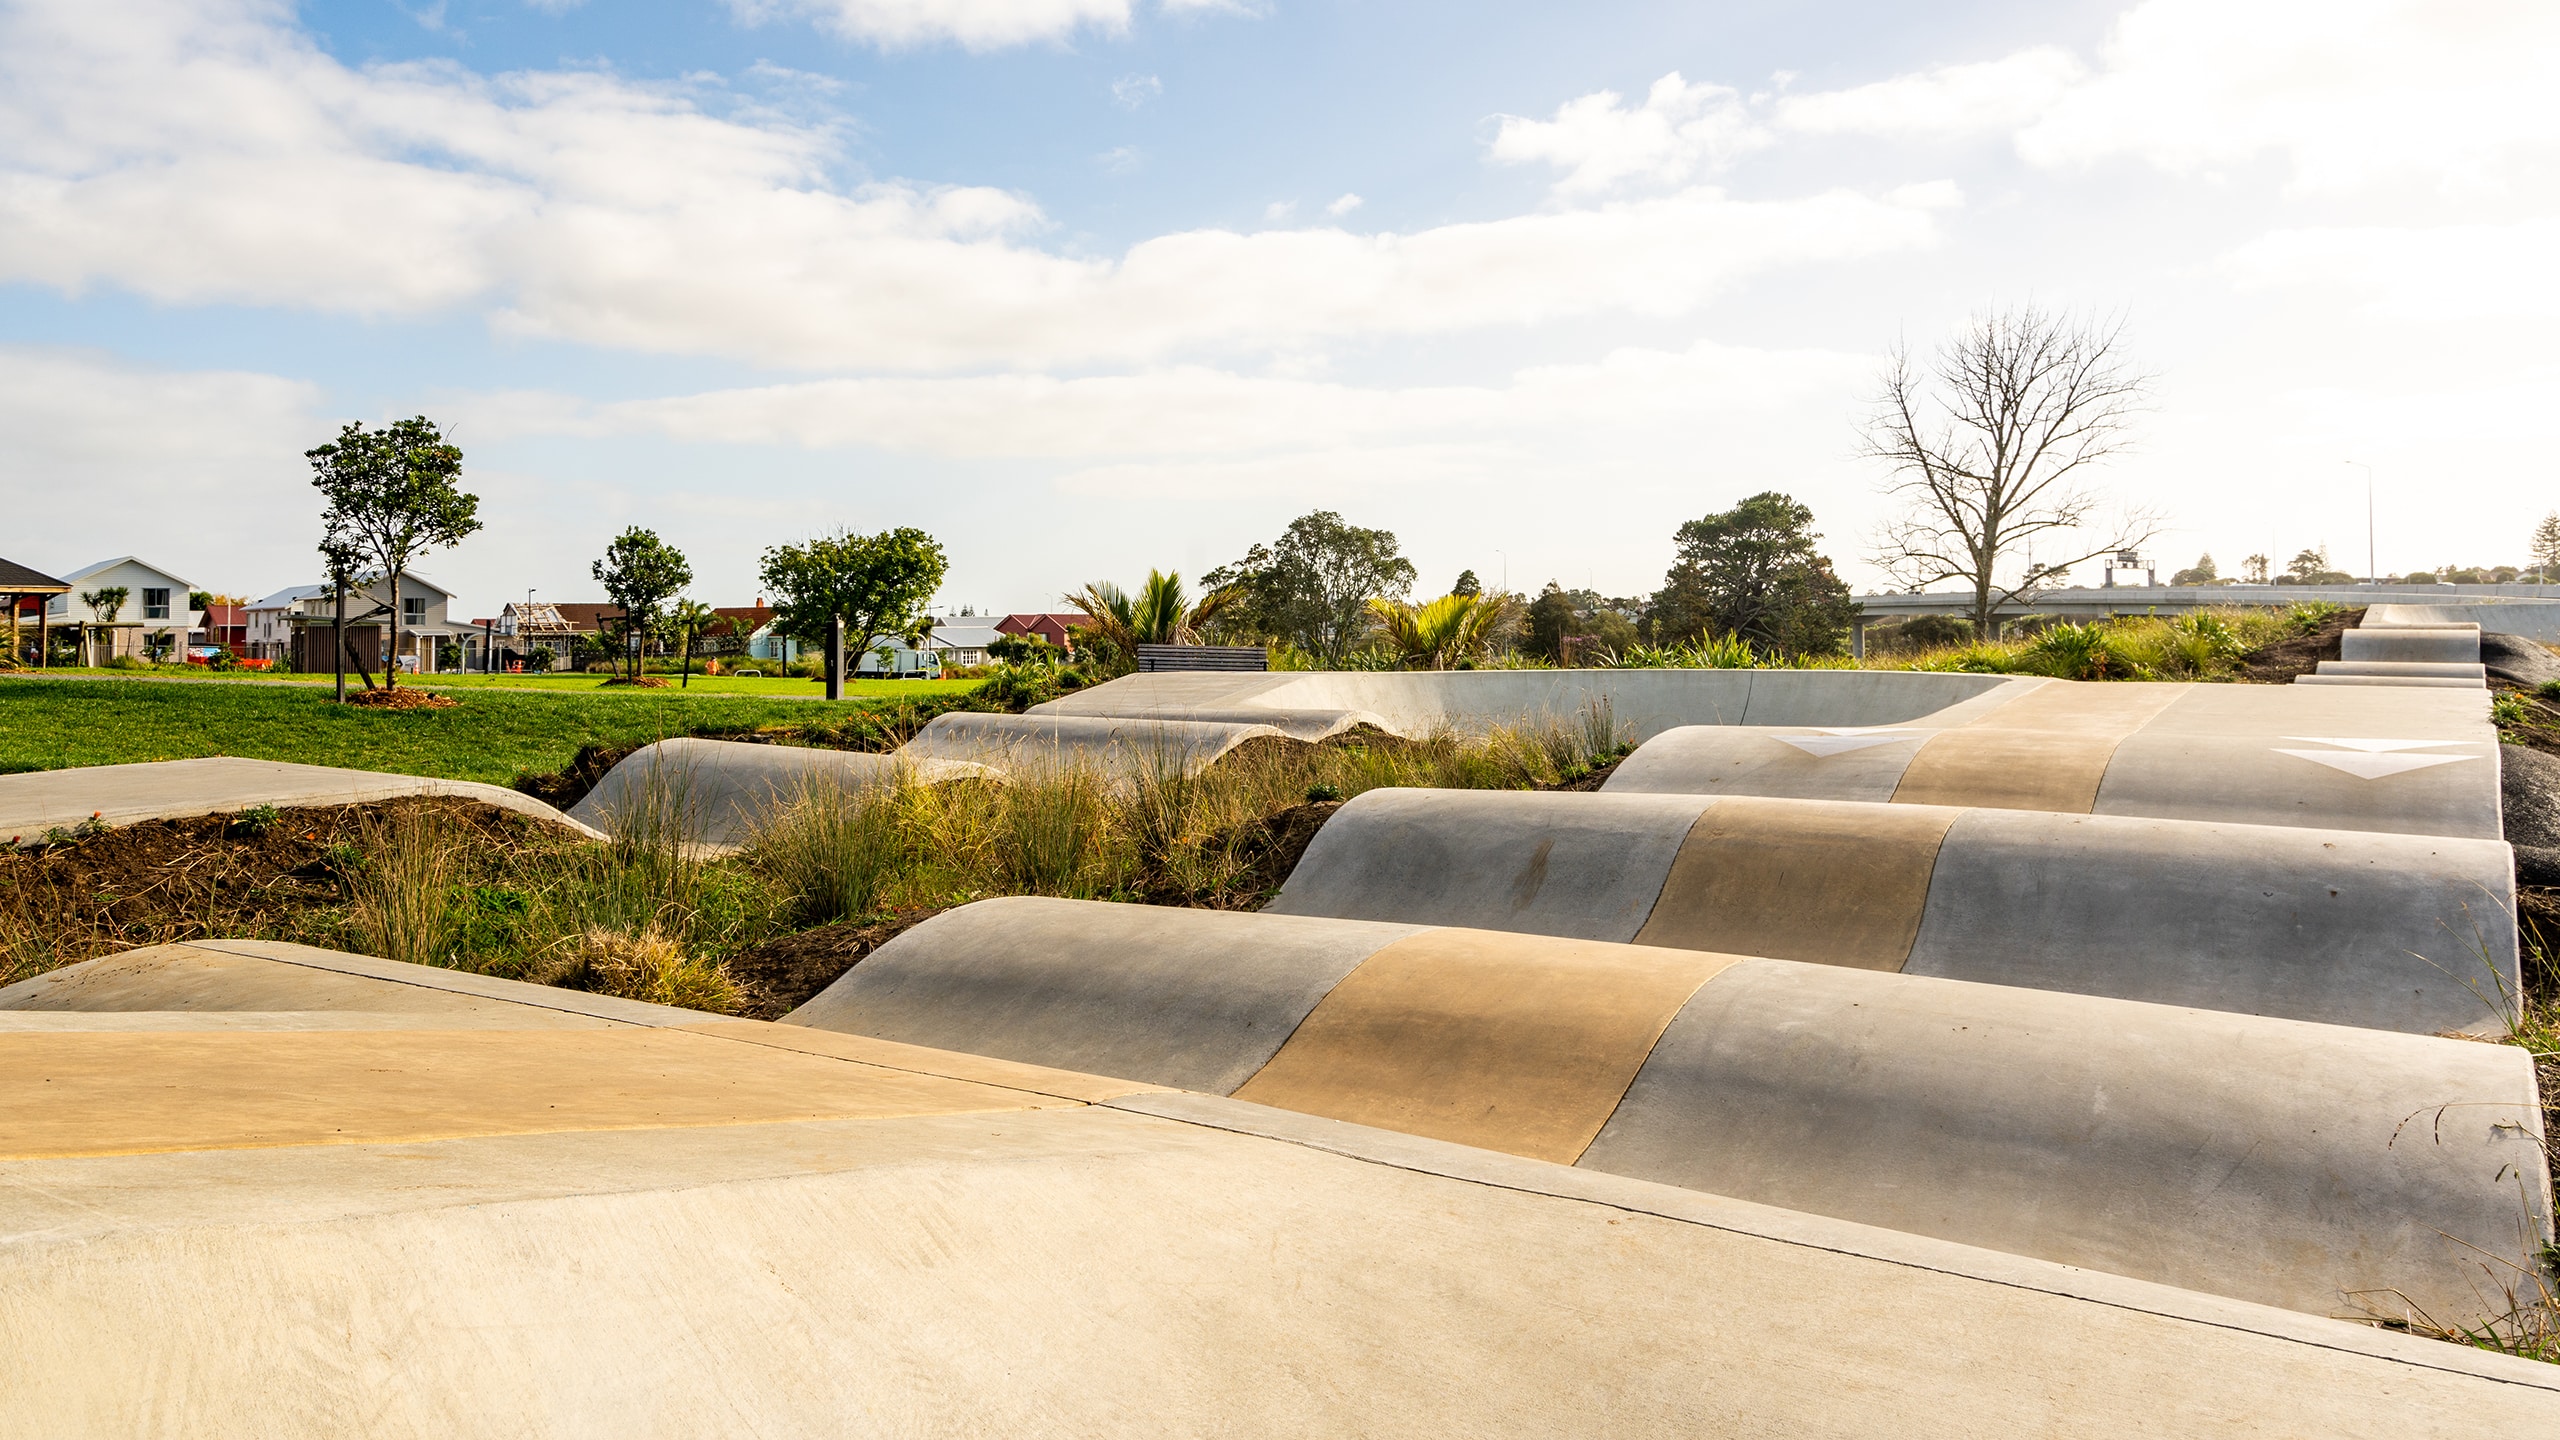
[1367,592,1516,670]
[1063,570,1233,671]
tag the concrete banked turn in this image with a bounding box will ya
[16,941,2554,1432]
[1263,788,2517,1034]
[787,897,2552,1325]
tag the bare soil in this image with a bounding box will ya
[344,687,459,709]
[2231,607,2363,683]
[721,907,950,1020]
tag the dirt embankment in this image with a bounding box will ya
[2231,607,2363,683]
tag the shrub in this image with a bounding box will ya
[2021,622,2132,680]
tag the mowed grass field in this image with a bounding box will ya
[0,678,975,784]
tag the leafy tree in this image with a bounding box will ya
[591,527,694,679]
[1648,492,1858,657]
[308,417,479,691]
[1451,569,1482,596]
[758,527,948,676]
[2531,513,2560,584]
[1202,511,1417,664]
[2169,553,2218,586]
[1863,306,2158,639]
[2240,553,2271,585]
[2275,546,2354,585]
[666,598,716,687]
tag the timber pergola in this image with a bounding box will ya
[0,556,70,670]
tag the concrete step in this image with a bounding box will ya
[2293,673,2486,688]
[2316,659,2488,678]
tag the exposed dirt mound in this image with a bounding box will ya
[719,907,950,1020]
[513,739,651,809]
[2231,607,2363,683]
[599,676,671,688]
[0,798,558,981]
[344,686,458,709]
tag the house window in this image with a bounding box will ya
[142,588,170,620]
[403,597,427,626]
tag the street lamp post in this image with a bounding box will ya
[2345,461,2375,584]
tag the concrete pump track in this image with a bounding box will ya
[4,607,2558,1432]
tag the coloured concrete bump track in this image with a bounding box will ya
[1269,787,2516,1033]
[565,736,988,854]
[786,897,2551,1323]
[1606,678,2503,838]
[0,755,600,847]
[25,945,2558,1431]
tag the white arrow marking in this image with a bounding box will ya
[2274,749,2476,780]
[2280,737,2468,753]
[1776,731,1924,758]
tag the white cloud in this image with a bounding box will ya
[2218,219,2560,319]
[0,0,1945,370]
[2018,0,2560,193]
[1097,145,1144,173]
[726,0,1132,50]
[1111,73,1161,109]
[1262,199,1295,221]
[1489,73,1766,195]
[1326,192,1362,216]
[1775,48,2084,137]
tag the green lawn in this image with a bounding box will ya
[0,678,975,784]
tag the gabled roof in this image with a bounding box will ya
[248,585,332,610]
[0,556,69,593]
[60,556,199,591]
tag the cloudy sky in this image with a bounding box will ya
[3,0,2553,614]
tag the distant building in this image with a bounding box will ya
[246,575,468,674]
[45,557,201,663]
[996,612,1088,653]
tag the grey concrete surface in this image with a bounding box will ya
[1266,788,1712,939]
[1262,790,2516,1033]
[898,710,1288,783]
[2343,630,2482,663]
[2369,601,2560,644]
[2092,732,2501,836]
[787,898,1424,1093]
[2316,660,2489,678]
[565,736,987,855]
[0,755,599,846]
[782,899,2551,1321]
[1580,958,2550,1322]
[1601,725,1929,801]
[2295,673,2489,688]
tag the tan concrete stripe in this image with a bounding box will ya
[1230,928,1743,1165]
[1891,682,2188,812]
[687,1021,1166,1103]
[1631,797,1959,971]
[0,1027,1072,1160]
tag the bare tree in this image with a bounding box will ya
[1862,306,2160,638]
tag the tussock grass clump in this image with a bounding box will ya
[530,927,742,1014]
[349,804,463,967]
[1893,606,2303,680]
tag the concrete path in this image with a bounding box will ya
[4,938,2555,1435]
[1266,787,2518,1034]
[0,755,598,845]
[789,898,2552,1324]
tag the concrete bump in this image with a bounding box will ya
[1631,795,1956,970]
[899,710,1289,782]
[1580,958,2550,1322]
[786,897,1424,1094]
[0,755,599,847]
[566,736,987,854]
[1231,928,1740,1164]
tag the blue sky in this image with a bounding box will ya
[4,0,2554,615]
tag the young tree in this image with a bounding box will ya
[2531,513,2560,585]
[79,586,127,666]
[758,527,949,679]
[1202,511,1417,664]
[308,417,479,691]
[666,598,716,687]
[591,527,694,679]
[1648,492,1858,657]
[1863,306,2159,639]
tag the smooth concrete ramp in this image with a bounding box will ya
[0,755,600,846]
[898,710,1290,784]
[1266,788,2516,1034]
[789,898,2551,1323]
[17,941,2556,1432]
[566,736,988,854]
[1608,680,2502,837]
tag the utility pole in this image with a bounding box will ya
[825,613,844,701]
[2346,461,2375,584]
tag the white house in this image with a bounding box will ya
[857,617,1001,676]
[46,557,200,663]
[245,574,468,674]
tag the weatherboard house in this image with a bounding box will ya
[246,575,468,674]
[43,557,200,663]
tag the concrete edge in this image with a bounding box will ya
[1104,1090,2560,1393]
[174,940,699,1026]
